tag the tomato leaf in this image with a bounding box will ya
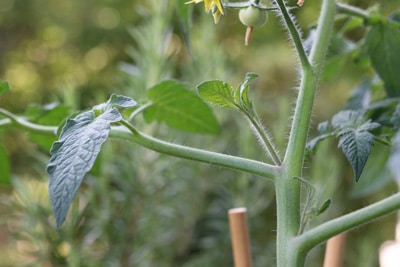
[310,110,381,181]
[365,20,400,96]
[235,72,258,110]
[338,128,376,181]
[333,111,380,181]
[144,80,220,134]
[198,80,237,109]
[47,94,136,227]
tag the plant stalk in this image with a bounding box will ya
[274,0,336,265]
[116,120,280,179]
[295,193,400,254]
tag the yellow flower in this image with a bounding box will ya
[186,0,224,24]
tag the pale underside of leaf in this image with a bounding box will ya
[47,109,121,227]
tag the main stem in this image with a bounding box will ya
[275,0,336,266]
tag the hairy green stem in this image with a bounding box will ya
[240,107,281,165]
[274,0,310,70]
[295,192,400,254]
[117,120,279,179]
[275,0,336,265]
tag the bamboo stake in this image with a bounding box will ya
[228,207,253,267]
[323,232,346,267]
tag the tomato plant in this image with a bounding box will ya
[1,0,400,266]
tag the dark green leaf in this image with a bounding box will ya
[323,110,381,181]
[47,108,122,227]
[337,128,375,181]
[0,144,11,185]
[0,80,10,97]
[145,80,220,134]
[198,80,236,109]
[365,21,400,96]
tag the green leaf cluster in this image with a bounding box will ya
[46,80,223,227]
[197,72,258,113]
[309,110,380,181]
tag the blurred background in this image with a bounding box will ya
[0,0,400,266]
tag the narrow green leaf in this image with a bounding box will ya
[236,72,258,109]
[313,199,332,216]
[0,80,10,97]
[337,128,375,181]
[198,80,236,109]
[365,21,400,96]
[0,144,11,185]
[145,80,220,134]
[47,108,122,227]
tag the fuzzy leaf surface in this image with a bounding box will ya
[310,110,380,181]
[338,128,375,181]
[47,107,124,227]
[144,80,220,134]
[198,80,236,109]
[47,94,136,227]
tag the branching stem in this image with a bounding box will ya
[295,192,400,254]
[117,120,280,179]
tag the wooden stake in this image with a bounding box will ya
[228,207,253,267]
[323,232,346,267]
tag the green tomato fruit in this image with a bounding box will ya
[239,6,268,28]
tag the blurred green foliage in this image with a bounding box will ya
[1,0,400,266]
